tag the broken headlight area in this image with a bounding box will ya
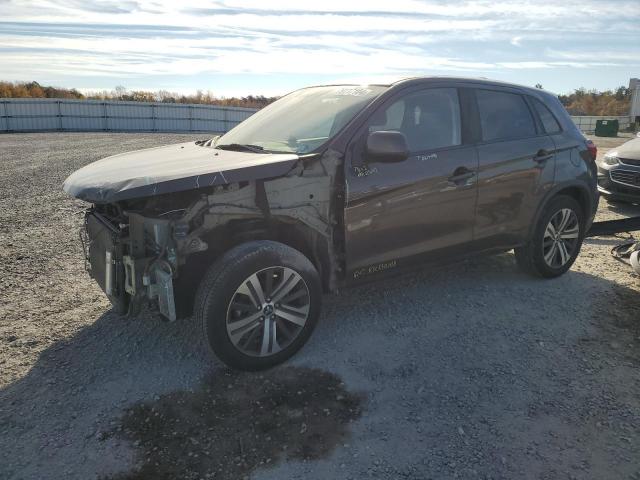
[83,206,195,322]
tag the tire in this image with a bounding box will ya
[515,195,584,278]
[194,240,322,371]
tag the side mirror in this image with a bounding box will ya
[366,130,409,163]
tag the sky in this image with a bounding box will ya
[0,0,639,97]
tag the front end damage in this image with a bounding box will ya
[79,151,343,321]
[82,206,183,319]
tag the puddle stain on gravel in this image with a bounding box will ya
[104,367,364,480]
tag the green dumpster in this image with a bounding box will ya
[595,119,619,137]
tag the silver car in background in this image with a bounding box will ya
[597,134,640,204]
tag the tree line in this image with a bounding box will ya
[0,80,634,115]
[557,86,633,116]
[0,81,278,109]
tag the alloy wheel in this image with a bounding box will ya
[226,266,310,357]
[542,208,580,269]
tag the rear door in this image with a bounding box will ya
[473,88,556,245]
[344,86,479,280]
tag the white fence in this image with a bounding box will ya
[570,115,633,134]
[0,98,257,133]
[1,98,634,136]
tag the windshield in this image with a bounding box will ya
[215,85,387,154]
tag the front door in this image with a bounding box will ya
[344,87,479,281]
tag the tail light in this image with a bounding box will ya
[586,139,597,161]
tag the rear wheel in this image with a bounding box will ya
[515,195,584,278]
[195,240,322,370]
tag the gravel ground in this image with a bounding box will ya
[1,132,640,480]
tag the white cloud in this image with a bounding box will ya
[0,0,639,92]
[4,0,640,27]
[546,49,640,62]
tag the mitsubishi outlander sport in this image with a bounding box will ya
[63,77,599,370]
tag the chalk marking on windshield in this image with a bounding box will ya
[335,87,373,97]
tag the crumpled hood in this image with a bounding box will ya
[608,137,640,160]
[63,141,299,203]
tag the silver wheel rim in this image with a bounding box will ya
[226,266,310,357]
[543,208,580,269]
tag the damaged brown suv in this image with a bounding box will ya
[64,77,598,370]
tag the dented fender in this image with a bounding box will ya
[173,149,344,289]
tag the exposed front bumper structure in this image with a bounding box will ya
[85,211,129,314]
[84,210,179,321]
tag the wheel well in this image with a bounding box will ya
[554,186,590,219]
[177,217,332,316]
[525,185,592,245]
[222,218,330,286]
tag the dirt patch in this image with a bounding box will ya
[607,283,640,331]
[104,367,363,480]
[590,280,640,365]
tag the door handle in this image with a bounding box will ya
[534,149,554,163]
[448,166,476,185]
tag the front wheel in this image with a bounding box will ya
[515,195,584,278]
[195,240,322,371]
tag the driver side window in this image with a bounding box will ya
[369,88,461,153]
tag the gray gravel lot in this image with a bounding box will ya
[1,132,640,480]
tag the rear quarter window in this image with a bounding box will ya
[531,98,562,134]
[476,89,536,142]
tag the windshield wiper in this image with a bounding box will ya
[215,143,265,153]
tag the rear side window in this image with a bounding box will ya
[476,89,536,142]
[531,98,561,134]
[369,88,461,152]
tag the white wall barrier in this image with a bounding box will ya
[570,115,633,134]
[2,98,635,136]
[0,98,257,133]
